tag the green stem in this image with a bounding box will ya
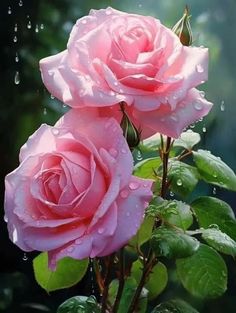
[113,249,125,313]
[160,136,172,198]
[101,254,115,313]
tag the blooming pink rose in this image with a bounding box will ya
[40,7,213,138]
[4,109,153,269]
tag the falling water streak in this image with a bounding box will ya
[18,0,23,7]
[220,100,225,112]
[43,108,47,115]
[89,258,96,296]
[14,71,20,85]
[35,24,39,33]
[14,23,18,32]
[40,23,44,30]
[8,6,12,14]
[15,52,19,62]
[22,253,28,261]
[13,35,17,43]
[27,21,31,29]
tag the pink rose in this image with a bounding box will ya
[4,109,153,268]
[40,7,213,138]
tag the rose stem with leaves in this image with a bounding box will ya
[101,254,115,313]
[127,136,173,312]
[112,248,125,313]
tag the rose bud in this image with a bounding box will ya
[172,5,193,46]
[120,103,141,150]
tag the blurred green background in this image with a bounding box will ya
[1,0,236,312]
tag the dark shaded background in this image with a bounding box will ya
[1,0,236,312]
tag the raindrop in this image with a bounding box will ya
[109,148,118,157]
[13,35,17,43]
[136,150,142,161]
[98,227,104,234]
[14,71,20,85]
[113,81,118,86]
[50,94,55,99]
[35,24,39,33]
[213,172,217,178]
[81,19,87,24]
[129,181,140,190]
[62,103,67,108]
[202,126,207,133]
[40,23,44,30]
[176,179,182,186]
[199,91,205,98]
[121,147,127,154]
[19,0,23,6]
[43,108,47,115]
[212,187,217,195]
[8,6,12,14]
[51,128,59,136]
[194,100,203,111]
[27,21,31,29]
[220,100,225,112]
[190,123,195,129]
[196,64,204,73]
[14,23,18,32]
[120,189,129,199]
[22,253,28,261]
[105,8,112,15]
[170,191,174,197]
[15,52,19,62]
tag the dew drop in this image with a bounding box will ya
[13,35,17,43]
[81,19,87,24]
[120,189,129,199]
[62,104,67,108]
[199,91,205,98]
[40,23,44,30]
[136,150,143,161]
[27,21,31,29]
[14,23,18,32]
[14,71,20,85]
[220,100,225,112]
[35,24,39,33]
[194,100,203,111]
[106,8,112,15]
[22,253,28,261]
[4,215,8,223]
[15,52,19,62]
[8,6,12,14]
[213,172,217,178]
[50,94,55,99]
[129,181,140,190]
[202,126,207,133]
[98,227,104,234]
[176,178,182,186]
[114,81,118,86]
[109,147,118,157]
[18,0,23,7]
[170,191,174,197]
[43,108,47,115]
[196,64,204,73]
[51,128,59,136]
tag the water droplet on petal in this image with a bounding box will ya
[114,81,118,86]
[129,181,140,190]
[220,100,225,111]
[18,0,23,7]
[121,147,127,154]
[194,100,203,111]
[109,148,118,157]
[67,246,74,253]
[22,253,28,261]
[50,94,55,99]
[13,35,17,43]
[8,6,12,14]
[176,178,182,186]
[120,189,129,199]
[4,215,8,223]
[106,8,112,15]
[98,227,104,234]
[81,19,87,24]
[199,91,205,98]
[196,64,204,73]
[51,128,59,136]
[27,21,32,29]
[14,71,20,85]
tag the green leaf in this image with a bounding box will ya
[108,278,147,313]
[131,259,168,299]
[174,130,201,150]
[129,216,155,250]
[33,253,89,292]
[151,226,199,259]
[57,296,100,313]
[191,196,236,241]
[162,200,193,231]
[193,149,236,191]
[201,228,236,256]
[151,299,199,313]
[176,244,227,298]
[168,160,199,197]
[134,157,161,179]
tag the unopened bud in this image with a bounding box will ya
[120,103,141,150]
[172,6,193,46]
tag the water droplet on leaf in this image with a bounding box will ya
[176,178,182,186]
[196,64,204,73]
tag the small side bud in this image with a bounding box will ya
[172,5,193,46]
[120,103,141,150]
